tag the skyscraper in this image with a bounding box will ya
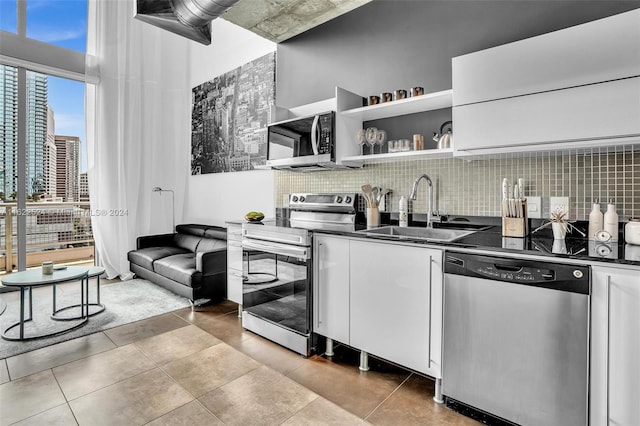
[44,105,57,197]
[55,135,80,202]
[0,65,48,199]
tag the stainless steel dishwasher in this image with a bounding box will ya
[442,251,590,426]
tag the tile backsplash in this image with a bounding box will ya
[275,146,640,221]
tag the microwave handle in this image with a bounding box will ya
[311,115,320,156]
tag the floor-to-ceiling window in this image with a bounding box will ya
[0,0,90,272]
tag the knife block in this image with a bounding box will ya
[502,200,528,238]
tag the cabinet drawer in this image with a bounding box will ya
[453,9,640,105]
[227,268,243,304]
[227,224,242,242]
[228,243,243,271]
[454,77,640,152]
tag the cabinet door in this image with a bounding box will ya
[591,266,640,426]
[454,77,640,153]
[350,240,438,375]
[313,235,350,343]
[226,240,243,304]
[453,9,640,105]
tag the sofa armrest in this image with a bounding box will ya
[196,249,227,275]
[136,233,175,250]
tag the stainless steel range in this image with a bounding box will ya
[241,193,356,356]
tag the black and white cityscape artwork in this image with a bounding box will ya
[191,52,276,174]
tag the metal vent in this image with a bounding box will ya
[134,0,240,45]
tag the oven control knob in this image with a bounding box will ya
[335,196,343,203]
[345,196,352,204]
[299,196,305,202]
[291,196,298,202]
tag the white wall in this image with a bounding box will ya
[183,19,276,227]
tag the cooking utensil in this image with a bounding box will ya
[377,188,390,204]
[371,187,380,205]
[362,184,375,208]
[433,121,453,149]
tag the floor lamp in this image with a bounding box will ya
[152,187,175,232]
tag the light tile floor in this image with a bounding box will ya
[0,300,479,425]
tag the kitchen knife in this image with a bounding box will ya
[502,178,509,217]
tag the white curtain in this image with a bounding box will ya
[86,0,191,279]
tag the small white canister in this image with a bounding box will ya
[625,218,640,245]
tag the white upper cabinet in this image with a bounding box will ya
[452,9,640,154]
[453,9,640,106]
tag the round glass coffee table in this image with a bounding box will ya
[1,266,89,341]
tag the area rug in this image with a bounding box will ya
[0,279,190,359]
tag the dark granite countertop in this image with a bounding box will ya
[230,213,640,267]
[317,218,640,268]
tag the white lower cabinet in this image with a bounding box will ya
[226,223,243,305]
[313,235,350,344]
[313,234,443,379]
[591,265,640,426]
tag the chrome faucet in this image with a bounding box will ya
[409,174,435,228]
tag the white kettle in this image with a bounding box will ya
[433,121,453,149]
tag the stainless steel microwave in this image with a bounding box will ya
[266,111,335,170]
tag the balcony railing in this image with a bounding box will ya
[0,202,94,273]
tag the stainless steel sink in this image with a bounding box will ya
[360,226,477,242]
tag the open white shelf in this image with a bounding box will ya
[341,148,454,167]
[341,89,453,121]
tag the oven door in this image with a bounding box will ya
[241,238,312,336]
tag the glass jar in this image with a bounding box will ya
[400,139,411,152]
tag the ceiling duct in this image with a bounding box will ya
[170,0,238,27]
[134,0,240,45]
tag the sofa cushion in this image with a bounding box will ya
[128,246,190,271]
[173,233,202,252]
[153,253,201,287]
[204,228,227,241]
[175,224,208,237]
[196,238,227,253]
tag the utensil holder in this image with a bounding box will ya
[502,200,528,237]
[366,207,380,229]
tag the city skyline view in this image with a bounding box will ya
[1,0,88,174]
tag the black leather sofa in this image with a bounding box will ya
[128,224,227,306]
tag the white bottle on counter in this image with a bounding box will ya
[399,196,408,227]
[588,199,603,240]
[604,199,619,241]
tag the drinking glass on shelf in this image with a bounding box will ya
[376,130,387,154]
[365,127,378,155]
[388,140,396,153]
[356,129,366,155]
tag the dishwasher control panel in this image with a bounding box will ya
[474,265,554,282]
[445,252,590,295]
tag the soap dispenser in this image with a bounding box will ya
[603,199,619,241]
[588,198,603,240]
[399,196,408,227]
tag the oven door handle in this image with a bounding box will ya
[242,239,310,259]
